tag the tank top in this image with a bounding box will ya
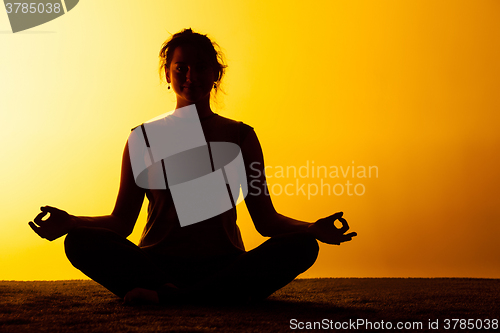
[135,113,254,259]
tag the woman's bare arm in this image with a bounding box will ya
[29,141,145,240]
[241,130,356,244]
[241,130,312,237]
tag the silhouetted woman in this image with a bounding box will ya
[29,28,356,304]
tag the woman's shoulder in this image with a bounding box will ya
[209,114,254,144]
[214,114,253,128]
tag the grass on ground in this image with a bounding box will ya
[0,278,499,332]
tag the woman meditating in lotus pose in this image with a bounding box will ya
[29,28,357,304]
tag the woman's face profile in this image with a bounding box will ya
[166,44,216,106]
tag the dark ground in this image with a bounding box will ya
[0,278,499,332]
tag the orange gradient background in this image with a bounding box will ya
[1,0,499,280]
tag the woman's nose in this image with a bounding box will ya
[186,67,196,82]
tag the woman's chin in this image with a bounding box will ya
[180,93,209,105]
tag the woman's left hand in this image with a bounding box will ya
[308,212,357,245]
[29,206,76,241]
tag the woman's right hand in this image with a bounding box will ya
[29,206,77,241]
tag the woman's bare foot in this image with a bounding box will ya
[123,288,159,305]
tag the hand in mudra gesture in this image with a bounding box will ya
[308,212,357,245]
[29,206,75,241]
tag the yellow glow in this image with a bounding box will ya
[1,0,499,280]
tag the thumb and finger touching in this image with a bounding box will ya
[315,213,357,244]
[33,211,49,226]
[319,213,349,233]
[28,206,62,240]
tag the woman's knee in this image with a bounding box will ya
[293,232,319,268]
[275,232,319,271]
[64,227,110,267]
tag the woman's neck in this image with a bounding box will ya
[176,98,214,119]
